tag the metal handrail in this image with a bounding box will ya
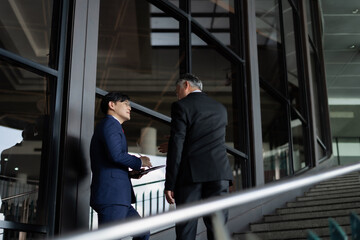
[1,189,38,201]
[58,162,360,240]
[133,179,165,188]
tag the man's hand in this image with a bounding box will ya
[158,142,168,153]
[158,135,170,153]
[129,170,145,179]
[165,190,175,204]
[140,156,152,168]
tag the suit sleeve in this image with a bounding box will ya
[165,102,187,190]
[103,121,142,170]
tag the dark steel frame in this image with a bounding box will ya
[0,0,70,236]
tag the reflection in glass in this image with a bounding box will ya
[261,89,290,183]
[191,0,233,47]
[282,1,303,114]
[333,137,360,166]
[310,46,326,158]
[306,0,314,42]
[97,0,179,122]
[0,0,54,65]
[0,229,44,240]
[307,1,327,159]
[256,0,285,92]
[291,116,306,172]
[0,61,51,227]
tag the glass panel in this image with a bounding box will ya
[191,0,233,46]
[0,0,54,66]
[97,0,179,118]
[282,1,304,114]
[0,61,52,226]
[309,45,327,159]
[333,138,360,166]
[306,0,314,42]
[0,229,45,239]
[256,0,286,93]
[261,88,290,183]
[291,115,306,172]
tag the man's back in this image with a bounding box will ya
[166,92,233,189]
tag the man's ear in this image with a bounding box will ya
[108,101,115,111]
[183,80,190,90]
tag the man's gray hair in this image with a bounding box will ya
[176,73,203,91]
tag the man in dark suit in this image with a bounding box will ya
[164,74,233,240]
[90,92,152,240]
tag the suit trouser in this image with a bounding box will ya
[96,204,150,240]
[174,180,229,240]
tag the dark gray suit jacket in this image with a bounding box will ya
[165,92,233,191]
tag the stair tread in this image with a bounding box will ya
[264,208,360,222]
[277,201,360,214]
[234,225,352,240]
[234,171,360,240]
[298,191,360,201]
[286,196,360,207]
[250,216,350,232]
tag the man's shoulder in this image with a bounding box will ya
[185,92,223,106]
[96,115,120,130]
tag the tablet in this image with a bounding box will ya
[130,165,166,178]
[139,165,166,175]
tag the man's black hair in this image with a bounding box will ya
[100,92,130,115]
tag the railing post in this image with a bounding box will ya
[142,192,145,217]
[156,190,159,214]
[211,211,231,240]
[149,191,152,216]
[350,212,360,240]
[335,137,340,165]
[329,218,347,240]
[163,193,166,212]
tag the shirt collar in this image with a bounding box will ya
[191,89,202,93]
[109,115,122,124]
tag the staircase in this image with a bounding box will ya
[233,171,360,240]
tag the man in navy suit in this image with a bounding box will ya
[164,74,233,240]
[90,92,152,240]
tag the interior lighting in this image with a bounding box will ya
[330,111,354,118]
[349,44,356,49]
[4,158,8,162]
[329,98,360,105]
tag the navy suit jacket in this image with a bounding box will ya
[165,92,233,191]
[90,115,141,209]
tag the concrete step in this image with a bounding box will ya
[305,186,360,196]
[232,171,360,240]
[250,215,349,232]
[320,172,359,181]
[318,177,360,185]
[286,196,360,207]
[277,201,360,214]
[313,181,360,189]
[264,208,360,222]
[233,225,352,240]
[308,183,360,192]
[297,190,360,201]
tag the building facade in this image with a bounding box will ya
[0,0,337,238]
